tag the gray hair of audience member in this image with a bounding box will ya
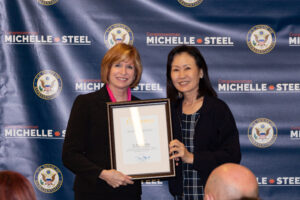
[204,163,259,200]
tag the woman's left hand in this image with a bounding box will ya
[169,139,194,164]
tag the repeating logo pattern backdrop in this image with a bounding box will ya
[1,0,300,199]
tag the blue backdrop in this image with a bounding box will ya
[1,0,300,199]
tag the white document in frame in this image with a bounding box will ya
[120,107,161,165]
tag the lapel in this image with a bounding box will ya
[94,84,111,108]
[199,95,210,115]
[195,95,211,131]
[174,96,211,133]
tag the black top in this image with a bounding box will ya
[168,96,241,196]
[62,85,141,195]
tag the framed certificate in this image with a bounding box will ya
[107,98,175,180]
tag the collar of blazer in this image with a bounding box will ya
[174,95,212,117]
[93,84,139,104]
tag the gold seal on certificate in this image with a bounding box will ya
[107,99,175,180]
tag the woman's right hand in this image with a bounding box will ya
[99,169,134,188]
[169,139,194,164]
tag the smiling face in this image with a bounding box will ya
[108,59,136,92]
[171,52,203,97]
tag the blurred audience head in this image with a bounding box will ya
[204,163,259,200]
[0,170,37,200]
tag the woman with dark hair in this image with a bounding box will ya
[62,43,143,200]
[167,45,241,200]
[0,171,37,200]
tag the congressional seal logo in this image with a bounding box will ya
[34,164,63,193]
[248,118,277,148]
[37,0,59,6]
[247,25,276,54]
[104,23,134,49]
[33,70,62,100]
[178,0,203,7]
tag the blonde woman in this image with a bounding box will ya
[63,43,143,200]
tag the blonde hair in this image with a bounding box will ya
[101,43,142,88]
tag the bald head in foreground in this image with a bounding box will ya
[204,163,259,200]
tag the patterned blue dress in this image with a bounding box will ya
[175,110,203,200]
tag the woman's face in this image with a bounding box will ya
[170,52,203,96]
[108,59,136,91]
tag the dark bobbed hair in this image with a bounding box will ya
[166,45,217,101]
[0,171,37,200]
